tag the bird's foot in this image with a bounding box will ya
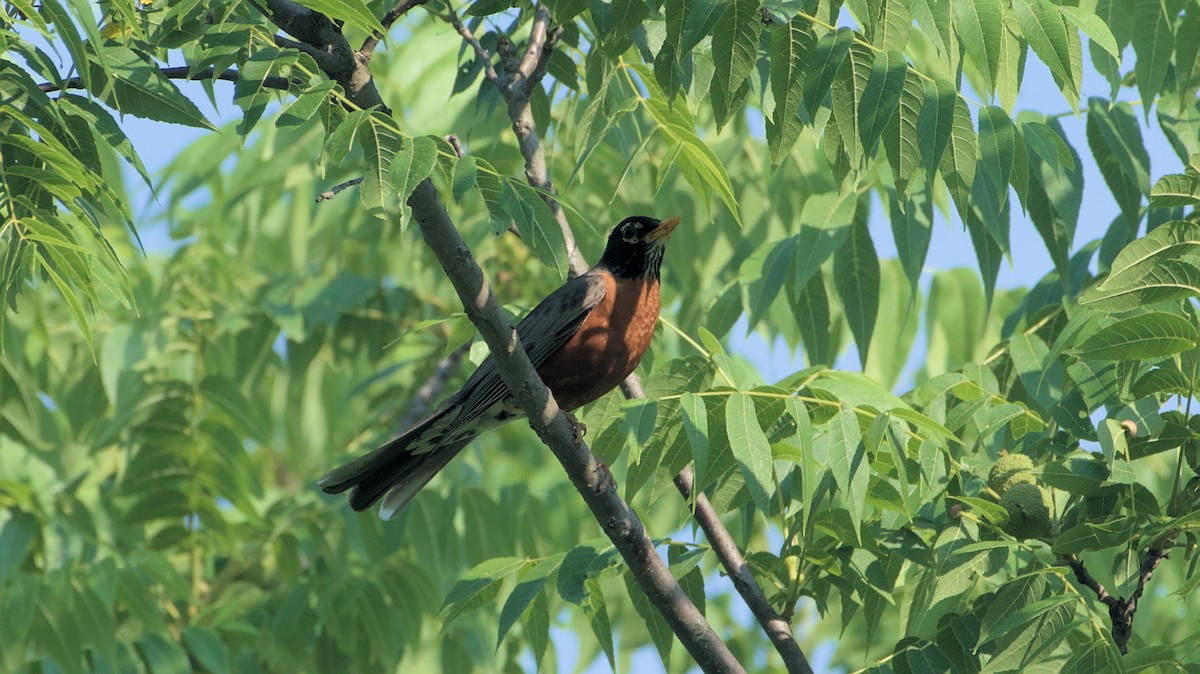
[564,411,588,443]
[594,461,615,494]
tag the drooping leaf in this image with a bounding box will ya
[833,205,880,367]
[858,51,908,160]
[1131,0,1174,119]
[726,392,775,513]
[954,0,1003,94]
[710,0,761,129]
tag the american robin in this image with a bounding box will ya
[320,215,682,519]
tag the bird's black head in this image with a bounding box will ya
[595,215,682,279]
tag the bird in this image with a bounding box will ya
[319,215,682,519]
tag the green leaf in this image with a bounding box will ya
[234,48,297,134]
[976,106,1015,217]
[740,237,797,330]
[295,0,386,35]
[680,392,710,490]
[59,95,151,187]
[937,95,978,225]
[501,180,569,278]
[1057,6,1121,61]
[1012,0,1078,106]
[1088,99,1151,223]
[710,0,761,129]
[831,43,874,167]
[1053,517,1136,554]
[1036,455,1109,495]
[358,113,404,219]
[497,557,560,648]
[277,80,337,128]
[890,184,934,292]
[804,28,855,121]
[917,79,957,177]
[441,557,525,629]
[182,627,230,674]
[793,191,857,293]
[1072,312,1197,361]
[88,46,214,129]
[389,135,439,232]
[726,392,775,513]
[582,577,615,670]
[544,0,588,22]
[633,65,741,223]
[884,71,926,200]
[523,590,549,670]
[0,511,38,587]
[1131,0,1174,119]
[828,405,869,526]
[858,51,908,159]
[1150,171,1200,208]
[1085,219,1200,294]
[833,206,880,367]
[624,572,673,667]
[874,0,912,53]
[768,17,815,165]
[452,155,477,203]
[996,19,1026,114]
[790,269,833,366]
[954,0,1003,93]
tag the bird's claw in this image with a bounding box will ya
[594,462,615,494]
[564,411,588,443]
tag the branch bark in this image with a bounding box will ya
[37,66,291,93]
[406,179,745,673]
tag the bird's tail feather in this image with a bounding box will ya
[319,405,478,518]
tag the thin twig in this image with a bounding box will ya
[37,66,291,93]
[315,177,365,202]
[361,0,431,60]
[446,0,502,88]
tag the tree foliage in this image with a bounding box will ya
[3,0,1200,671]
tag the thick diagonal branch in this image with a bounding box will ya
[264,3,742,667]
[406,180,745,673]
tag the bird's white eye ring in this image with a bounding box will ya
[620,223,638,243]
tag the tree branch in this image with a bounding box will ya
[446,2,502,88]
[37,66,291,94]
[675,467,814,673]
[406,179,745,673]
[259,0,385,111]
[277,1,740,664]
[314,177,365,202]
[440,5,812,671]
[360,0,431,60]
[1063,549,1169,654]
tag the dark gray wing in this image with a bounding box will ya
[443,271,607,433]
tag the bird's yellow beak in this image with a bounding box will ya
[645,216,682,244]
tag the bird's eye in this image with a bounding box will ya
[620,223,639,243]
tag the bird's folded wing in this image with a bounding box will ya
[445,272,607,431]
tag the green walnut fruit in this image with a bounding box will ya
[988,454,1036,495]
[1000,483,1055,540]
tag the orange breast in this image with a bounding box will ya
[537,274,660,411]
